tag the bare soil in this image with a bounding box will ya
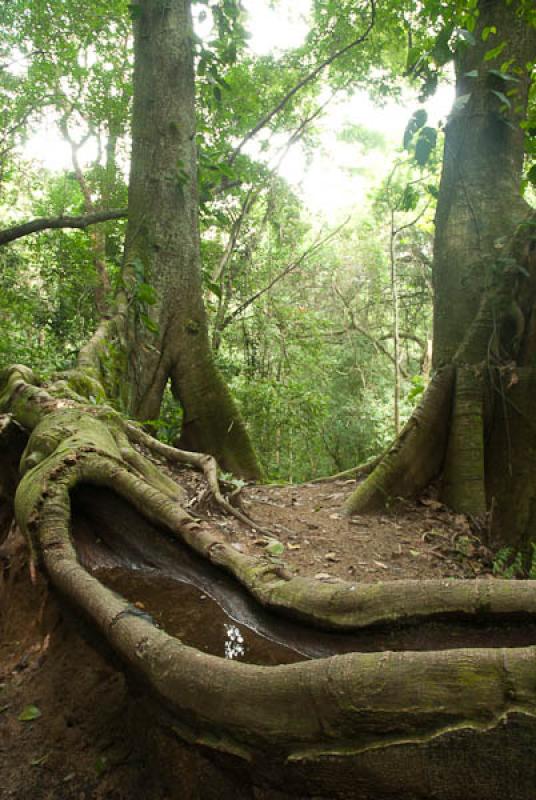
[0,536,169,800]
[0,472,499,799]
[231,479,494,582]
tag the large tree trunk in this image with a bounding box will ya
[432,0,532,367]
[346,0,536,551]
[85,0,260,480]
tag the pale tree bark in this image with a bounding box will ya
[390,208,401,436]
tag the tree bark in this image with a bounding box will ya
[432,0,533,367]
[345,0,536,550]
[117,0,260,479]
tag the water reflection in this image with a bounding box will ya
[94,568,302,666]
[224,624,245,660]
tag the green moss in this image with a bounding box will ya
[455,666,493,689]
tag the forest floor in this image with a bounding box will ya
[0,467,499,799]
[229,478,495,583]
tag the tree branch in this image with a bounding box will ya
[0,209,128,247]
[379,331,426,349]
[222,219,350,329]
[228,0,376,165]
[330,323,410,379]
[210,93,337,198]
[330,282,410,379]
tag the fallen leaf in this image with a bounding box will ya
[507,371,519,389]
[287,543,301,551]
[31,754,49,767]
[18,705,41,722]
[420,498,444,511]
[325,552,339,562]
[265,541,285,556]
[314,572,331,580]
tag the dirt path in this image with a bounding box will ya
[214,479,495,582]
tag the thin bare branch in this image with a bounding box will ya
[222,218,350,329]
[331,282,410,379]
[228,0,376,165]
[212,188,257,282]
[125,423,274,536]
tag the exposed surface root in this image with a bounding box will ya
[344,367,455,514]
[3,365,536,631]
[125,422,274,536]
[305,453,384,485]
[4,365,536,798]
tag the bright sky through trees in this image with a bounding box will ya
[243,0,311,54]
[21,0,454,219]
[240,0,454,219]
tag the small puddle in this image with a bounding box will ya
[95,567,303,665]
[72,486,536,666]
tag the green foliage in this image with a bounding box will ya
[265,540,285,557]
[407,374,426,405]
[337,123,387,151]
[403,110,441,169]
[200,157,434,482]
[1,0,532,490]
[151,387,184,444]
[128,258,159,336]
[492,544,536,579]
[0,165,125,372]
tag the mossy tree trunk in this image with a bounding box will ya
[84,0,260,480]
[346,0,536,551]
